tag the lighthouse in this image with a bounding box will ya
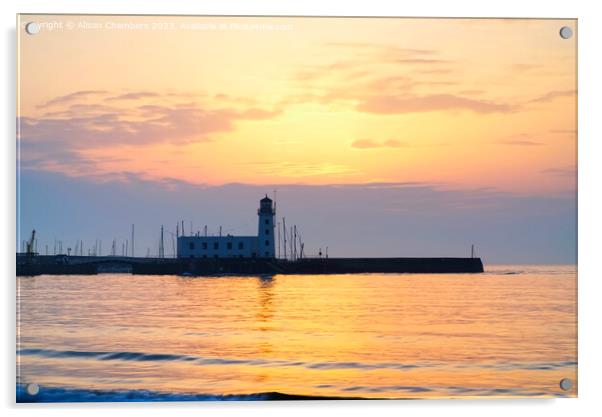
[176,195,276,259]
[257,195,275,258]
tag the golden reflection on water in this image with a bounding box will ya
[17,265,577,399]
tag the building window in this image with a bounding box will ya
[265,219,269,225]
[265,240,270,246]
[214,242,219,250]
[265,229,270,235]
[189,242,195,250]
[227,242,232,250]
[265,251,269,257]
[202,242,207,250]
[238,242,244,250]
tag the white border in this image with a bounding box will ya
[3,1,601,416]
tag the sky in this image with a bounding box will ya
[17,16,577,263]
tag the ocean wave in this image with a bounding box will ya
[16,384,362,403]
[17,347,432,370]
[16,383,569,403]
[17,347,576,372]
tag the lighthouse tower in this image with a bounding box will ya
[257,195,275,258]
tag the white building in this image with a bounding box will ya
[177,196,276,259]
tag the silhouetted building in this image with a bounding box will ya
[177,196,275,259]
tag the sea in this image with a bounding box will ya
[16,265,577,402]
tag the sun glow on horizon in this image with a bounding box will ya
[18,16,576,195]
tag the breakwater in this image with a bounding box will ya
[17,255,483,276]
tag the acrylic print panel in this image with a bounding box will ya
[16,15,577,402]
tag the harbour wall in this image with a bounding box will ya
[17,255,484,276]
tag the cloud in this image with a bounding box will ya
[496,133,544,146]
[549,128,577,135]
[37,90,108,108]
[41,103,120,118]
[542,166,576,177]
[458,90,485,96]
[244,161,357,177]
[238,108,282,120]
[213,93,257,106]
[17,138,132,177]
[105,92,160,101]
[288,42,552,120]
[351,139,406,149]
[350,139,448,150]
[288,42,457,107]
[357,94,515,115]
[289,42,568,117]
[19,106,234,149]
[363,76,414,91]
[529,90,576,104]
[21,91,283,147]
[511,63,543,72]
[293,60,364,83]
[322,42,438,59]
[395,58,449,65]
[420,68,454,75]
[498,139,544,146]
[19,90,284,175]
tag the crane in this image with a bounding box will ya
[25,229,36,255]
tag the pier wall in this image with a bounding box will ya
[144,257,484,275]
[17,255,484,276]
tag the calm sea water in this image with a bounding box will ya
[16,265,577,401]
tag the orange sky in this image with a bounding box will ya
[18,15,577,195]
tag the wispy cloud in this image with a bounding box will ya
[238,108,282,120]
[37,90,108,108]
[22,90,283,147]
[549,128,577,135]
[357,94,515,115]
[244,161,357,177]
[289,43,573,117]
[529,90,576,104]
[322,42,439,61]
[19,106,234,148]
[496,133,545,146]
[19,90,284,176]
[498,139,544,146]
[395,58,449,65]
[510,63,552,75]
[286,42,464,111]
[17,140,131,177]
[351,139,406,149]
[542,166,576,177]
[458,90,485,96]
[105,91,160,101]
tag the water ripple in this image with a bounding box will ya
[18,347,576,372]
[16,384,360,402]
[16,383,564,402]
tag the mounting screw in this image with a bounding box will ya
[26,383,40,395]
[25,22,40,35]
[559,26,573,40]
[559,378,573,391]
